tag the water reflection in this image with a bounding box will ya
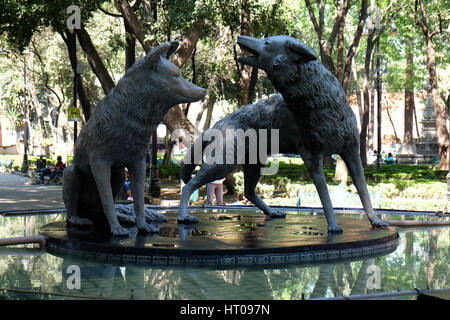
[0,213,448,300]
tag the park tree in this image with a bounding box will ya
[0,0,448,171]
[358,0,404,166]
[302,0,372,166]
[380,3,427,153]
[303,0,368,94]
[414,0,450,170]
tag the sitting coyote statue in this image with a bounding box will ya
[63,41,206,236]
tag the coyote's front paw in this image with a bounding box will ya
[110,224,135,237]
[267,210,286,218]
[371,219,390,228]
[327,224,343,234]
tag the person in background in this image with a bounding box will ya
[384,152,396,164]
[36,155,47,170]
[39,156,65,184]
[124,168,133,201]
[206,178,225,206]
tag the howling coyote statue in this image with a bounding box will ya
[63,41,206,236]
[236,35,389,232]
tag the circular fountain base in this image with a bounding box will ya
[39,210,399,266]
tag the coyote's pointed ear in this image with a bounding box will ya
[145,41,179,68]
[286,40,317,64]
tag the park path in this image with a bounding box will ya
[0,172,64,212]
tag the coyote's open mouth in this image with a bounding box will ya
[237,36,260,67]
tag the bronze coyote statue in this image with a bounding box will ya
[178,35,389,233]
[63,41,206,236]
[236,35,389,232]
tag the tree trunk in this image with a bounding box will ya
[43,92,59,156]
[305,0,367,92]
[76,26,116,94]
[404,43,415,149]
[427,40,449,169]
[248,66,258,104]
[28,52,50,156]
[304,0,335,74]
[385,99,398,140]
[125,23,136,70]
[115,0,152,52]
[171,20,205,68]
[61,30,91,122]
[202,92,217,132]
[351,57,363,125]
[336,6,346,83]
[369,52,376,152]
[415,0,449,170]
[360,32,376,167]
[341,0,368,94]
[238,0,252,107]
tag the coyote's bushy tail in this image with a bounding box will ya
[180,135,209,184]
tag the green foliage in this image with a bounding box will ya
[256,183,274,199]
[158,164,182,178]
[0,0,448,166]
[0,0,107,51]
[364,164,447,185]
[232,171,245,198]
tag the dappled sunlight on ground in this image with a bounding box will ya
[0,173,64,211]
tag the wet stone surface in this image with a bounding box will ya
[39,209,399,266]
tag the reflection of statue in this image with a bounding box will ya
[63,41,206,236]
[236,35,389,232]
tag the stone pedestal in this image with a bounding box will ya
[415,91,439,164]
[397,91,439,165]
[396,142,417,164]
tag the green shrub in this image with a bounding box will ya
[381,198,448,212]
[232,171,245,198]
[366,183,400,199]
[256,184,275,199]
[157,164,182,178]
[401,182,447,200]
[286,183,300,198]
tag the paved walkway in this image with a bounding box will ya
[0,172,240,212]
[0,172,64,212]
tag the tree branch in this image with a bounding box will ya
[98,6,122,18]
[115,0,152,52]
[304,0,335,73]
[171,19,206,68]
[341,0,368,92]
[76,25,116,94]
